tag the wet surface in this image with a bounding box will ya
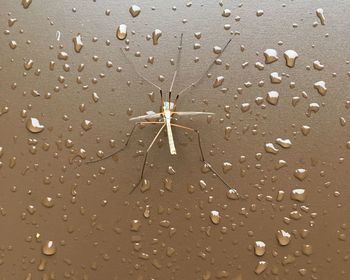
[0,0,350,279]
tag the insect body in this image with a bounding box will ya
[87,34,238,196]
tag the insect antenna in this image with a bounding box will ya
[175,38,232,99]
[169,33,183,105]
[120,47,163,96]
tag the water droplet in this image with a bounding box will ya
[73,33,83,53]
[42,241,57,256]
[276,229,291,246]
[58,51,68,60]
[152,29,162,45]
[226,188,239,200]
[263,49,278,64]
[41,197,54,208]
[140,179,151,192]
[22,0,32,9]
[265,143,279,154]
[81,120,93,131]
[222,162,232,173]
[117,24,127,40]
[256,10,264,17]
[129,5,141,17]
[9,40,17,49]
[24,59,34,70]
[213,76,224,88]
[26,117,44,133]
[301,125,311,136]
[222,9,231,17]
[316,8,326,25]
[209,210,221,224]
[194,32,201,39]
[8,18,17,27]
[313,60,324,70]
[313,81,327,96]
[266,91,279,105]
[275,138,292,148]
[302,244,313,255]
[294,168,308,181]
[131,219,141,231]
[291,189,306,202]
[284,50,298,67]
[255,261,268,275]
[241,103,250,112]
[254,241,266,256]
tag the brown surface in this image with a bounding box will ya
[0,0,349,279]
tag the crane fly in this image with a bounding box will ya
[87,34,239,196]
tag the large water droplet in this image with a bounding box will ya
[213,76,224,88]
[276,229,291,246]
[264,49,278,64]
[152,29,162,45]
[22,0,32,9]
[266,91,279,105]
[210,210,221,224]
[284,50,298,67]
[117,24,127,40]
[26,117,44,133]
[73,33,83,53]
[314,81,327,96]
[316,8,326,25]
[254,241,266,256]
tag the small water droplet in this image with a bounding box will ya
[24,59,34,70]
[254,241,266,256]
[316,8,326,25]
[210,210,221,224]
[22,0,32,9]
[42,241,57,256]
[26,117,44,133]
[291,189,306,202]
[266,91,279,105]
[313,60,324,70]
[213,76,224,88]
[152,29,162,45]
[265,143,279,154]
[313,81,327,96]
[276,229,291,246]
[73,33,83,53]
[222,9,231,17]
[264,49,278,64]
[81,120,93,131]
[256,10,264,17]
[294,168,308,181]
[117,24,127,40]
[255,260,268,275]
[129,5,141,17]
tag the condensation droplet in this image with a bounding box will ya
[276,229,291,246]
[316,8,326,25]
[26,117,44,133]
[117,24,127,40]
[152,29,162,45]
[254,241,266,256]
[222,9,231,17]
[22,0,32,9]
[265,143,279,154]
[313,81,327,96]
[42,241,57,256]
[294,168,308,181]
[129,5,141,17]
[210,210,221,225]
[266,91,279,105]
[41,197,54,208]
[264,49,278,64]
[284,50,298,67]
[275,138,292,148]
[213,76,224,88]
[291,189,306,202]
[255,261,268,275]
[73,33,83,53]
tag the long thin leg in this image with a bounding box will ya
[129,123,166,194]
[86,121,164,164]
[171,123,239,195]
[175,38,232,99]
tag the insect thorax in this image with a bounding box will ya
[162,101,175,111]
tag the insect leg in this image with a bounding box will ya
[129,123,166,194]
[169,33,183,103]
[171,123,238,195]
[85,121,164,164]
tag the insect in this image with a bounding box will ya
[87,34,238,195]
